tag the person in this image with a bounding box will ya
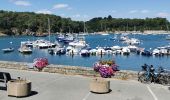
[141,63,148,71]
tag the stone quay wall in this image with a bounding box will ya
[0,61,138,80]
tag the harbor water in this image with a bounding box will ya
[0,33,170,71]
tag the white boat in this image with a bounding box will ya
[111,46,121,51]
[124,38,140,45]
[2,48,14,53]
[69,37,87,48]
[152,49,160,55]
[121,47,130,55]
[18,43,32,54]
[120,35,129,41]
[33,39,56,49]
[89,49,97,55]
[96,47,106,55]
[48,46,66,55]
[166,35,170,40]
[66,48,79,55]
[127,45,138,52]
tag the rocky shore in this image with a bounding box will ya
[0,61,138,80]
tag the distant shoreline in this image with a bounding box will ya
[0,30,170,37]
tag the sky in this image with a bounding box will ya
[0,0,170,21]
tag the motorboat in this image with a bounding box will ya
[166,35,170,40]
[68,37,87,48]
[80,49,90,57]
[18,42,32,54]
[2,48,14,53]
[48,46,66,55]
[89,49,97,55]
[121,47,130,55]
[124,38,140,45]
[33,39,56,49]
[96,47,106,55]
[56,34,65,42]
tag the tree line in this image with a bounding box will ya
[0,10,169,35]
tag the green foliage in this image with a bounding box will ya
[0,10,169,35]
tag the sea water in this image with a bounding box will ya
[0,33,170,71]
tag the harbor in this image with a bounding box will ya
[1,33,170,71]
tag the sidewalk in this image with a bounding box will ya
[0,68,170,100]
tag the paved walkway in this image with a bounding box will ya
[0,68,170,100]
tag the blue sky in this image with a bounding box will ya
[1,0,170,21]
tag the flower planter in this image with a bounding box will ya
[93,60,119,78]
[33,58,48,71]
[90,78,110,93]
[7,80,31,97]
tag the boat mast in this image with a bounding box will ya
[166,22,169,33]
[84,21,86,33]
[48,18,51,41]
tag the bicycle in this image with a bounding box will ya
[138,64,154,83]
[138,64,170,85]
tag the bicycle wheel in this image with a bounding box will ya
[138,72,151,84]
[138,71,145,81]
[158,75,168,85]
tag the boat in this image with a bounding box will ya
[68,36,88,48]
[120,35,129,41]
[89,49,97,55]
[96,47,106,55]
[166,35,170,40]
[62,34,74,44]
[18,42,32,54]
[66,47,79,55]
[48,46,66,55]
[80,49,90,57]
[56,34,65,42]
[141,50,152,56]
[2,48,14,53]
[121,47,130,55]
[123,38,140,45]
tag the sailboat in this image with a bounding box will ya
[100,23,109,35]
[165,23,170,40]
[79,21,88,36]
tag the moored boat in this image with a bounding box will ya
[2,48,14,53]
[18,43,32,54]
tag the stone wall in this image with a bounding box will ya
[0,61,138,80]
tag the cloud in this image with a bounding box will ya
[36,9,52,14]
[98,10,117,14]
[141,10,149,13]
[71,14,89,21]
[13,0,31,6]
[157,12,169,17]
[129,10,138,14]
[72,14,81,18]
[53,4,69,9]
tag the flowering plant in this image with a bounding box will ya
[93,60,119,78]
[33,58,48,71]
